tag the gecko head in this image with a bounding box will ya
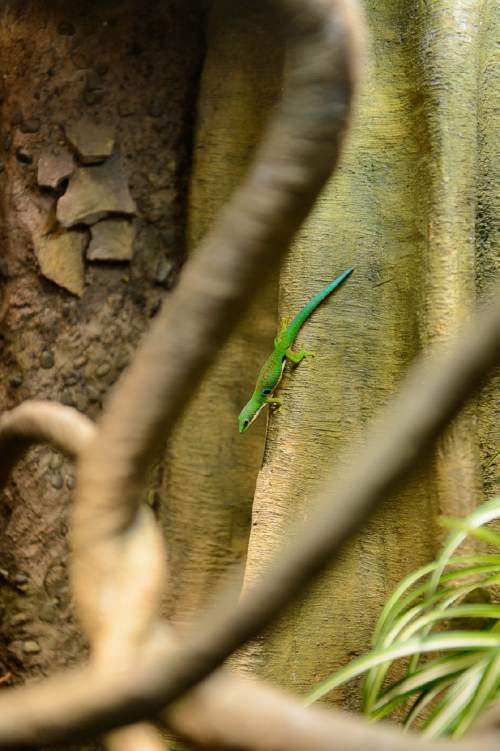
[238,395,265,433]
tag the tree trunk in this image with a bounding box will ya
[179,0,500,711]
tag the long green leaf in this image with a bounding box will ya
[380,580,499,648]
[374,500,500,646]
[410,499,500,674]
[305,632,500,705]
[372,653,480,714]
[373,561,437,643]
[363,581,500,710]
[404,682,454,729]
[374,558,500,644]
[399,604,500,642]
[307,499,500,735]
[451,649,500,737]
[430,498,500,593]
[422,661,486,737]
[440,518,500,548]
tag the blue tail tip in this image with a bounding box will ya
[337,266,354,280]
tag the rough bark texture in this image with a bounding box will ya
[176,0,499,712]
[161,1,282,623]
[474,0,500,503]
[0,0,204,694]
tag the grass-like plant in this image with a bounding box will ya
[305,497,500,738]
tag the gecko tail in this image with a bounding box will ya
[322,266,354,295]
[285,267,354,343]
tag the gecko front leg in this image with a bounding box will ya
[285,347,315,364]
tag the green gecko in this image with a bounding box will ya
[238,267,353,433]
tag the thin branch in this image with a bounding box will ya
[0,291,497,747]
[0,400,95,488]
[0,646,497,751]
[166,670,499,751]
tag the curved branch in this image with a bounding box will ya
[0,648,497,751]
[0,400,95,488]
[165,670,499,751]
[72,0,363,549]
[0,293,496,747]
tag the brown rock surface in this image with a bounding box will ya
[56,153,136,227]
[87,218,135,261]
[35,229,88,296]
[64,120,114,164]
[37,149,75,190]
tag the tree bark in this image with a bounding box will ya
[177,0,500,710]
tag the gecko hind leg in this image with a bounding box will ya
[266,396,283,412]
[285,347,315,364]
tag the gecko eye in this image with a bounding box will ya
[262,388,272,395]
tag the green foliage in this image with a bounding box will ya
[306,498,500,738]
